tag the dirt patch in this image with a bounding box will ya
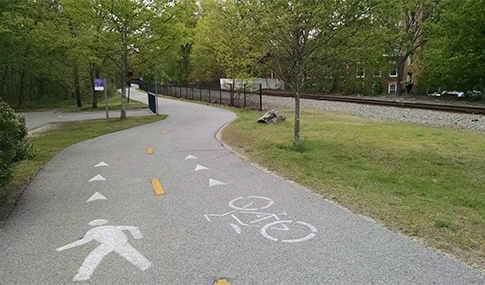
[28,123,62,137]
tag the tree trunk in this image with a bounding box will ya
[18,69,25,107]
[74,64,81,107]
[91,68,101,109]
[120,35,127,119]
[0,65,8,99]
[294,75,301,146]
[397,57,406,96]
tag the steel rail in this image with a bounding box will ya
[262,91,485,115]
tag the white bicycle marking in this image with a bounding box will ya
[205,196,317,243]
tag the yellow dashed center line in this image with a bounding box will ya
[146,147,154,154]
[150,179,165,195]
[188,121,192,124]
[161,130,169,135]
[215,279,231,285]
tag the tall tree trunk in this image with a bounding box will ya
[397,57,406,96]
[294,74,301,146]
[91,67,101,109]
[120,36,127,119]
[73,64,81,107]
[18,69,25,107]
[119,31,129,119]
[0,65,8,99]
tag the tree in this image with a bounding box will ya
[190,0,259,86]
[0,0,75,108]
[64,0,192,118]
[374,0,438,95]
[419,0,485,99]
[238,0,377,145]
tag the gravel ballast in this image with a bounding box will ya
[262,95,485,134]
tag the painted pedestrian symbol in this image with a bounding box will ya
[57,219,152,281]
[204,196,317,243]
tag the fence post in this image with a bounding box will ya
[244,84,246,108]
[230,84,234,106]
[259,84,262,111]
[209,84,211,102]
[186,85,188,99]
[219,84,222,104]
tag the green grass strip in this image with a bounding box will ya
[222,107,485,269]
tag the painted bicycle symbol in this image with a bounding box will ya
[204,196,317,243]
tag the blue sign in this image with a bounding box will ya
[94,79,104,91]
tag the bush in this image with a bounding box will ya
[0,99,33,191]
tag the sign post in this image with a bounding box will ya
[94,79,109,126]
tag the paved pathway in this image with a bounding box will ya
[0,86,484,284]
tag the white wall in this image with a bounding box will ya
[220,78,284,91]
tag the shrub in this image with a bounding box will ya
[0,99,33,191]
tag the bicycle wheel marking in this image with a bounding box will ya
[261,220,318,243]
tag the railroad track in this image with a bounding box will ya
[262,91,485,115]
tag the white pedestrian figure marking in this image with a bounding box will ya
[57,219,152,281]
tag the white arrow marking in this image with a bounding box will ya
[86,192,107,203]
[195,164,209,171]
[209,178,226,187]
[185,154,198,160]
[94,161,109,167]
[89,174,106,182]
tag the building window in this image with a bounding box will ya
[409,13,416,26]
[373,71,382,77]
[388,83,397,94]
[390,63,398,77]
[407,72,413,82]
[356,66,365,78]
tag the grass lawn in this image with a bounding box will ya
[221,107,485,269]
[0,115,167,204]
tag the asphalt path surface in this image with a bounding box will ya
[1,87,484,284]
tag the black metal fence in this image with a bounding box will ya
[138,81,263,111]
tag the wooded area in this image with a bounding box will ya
[1,0,484,113]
